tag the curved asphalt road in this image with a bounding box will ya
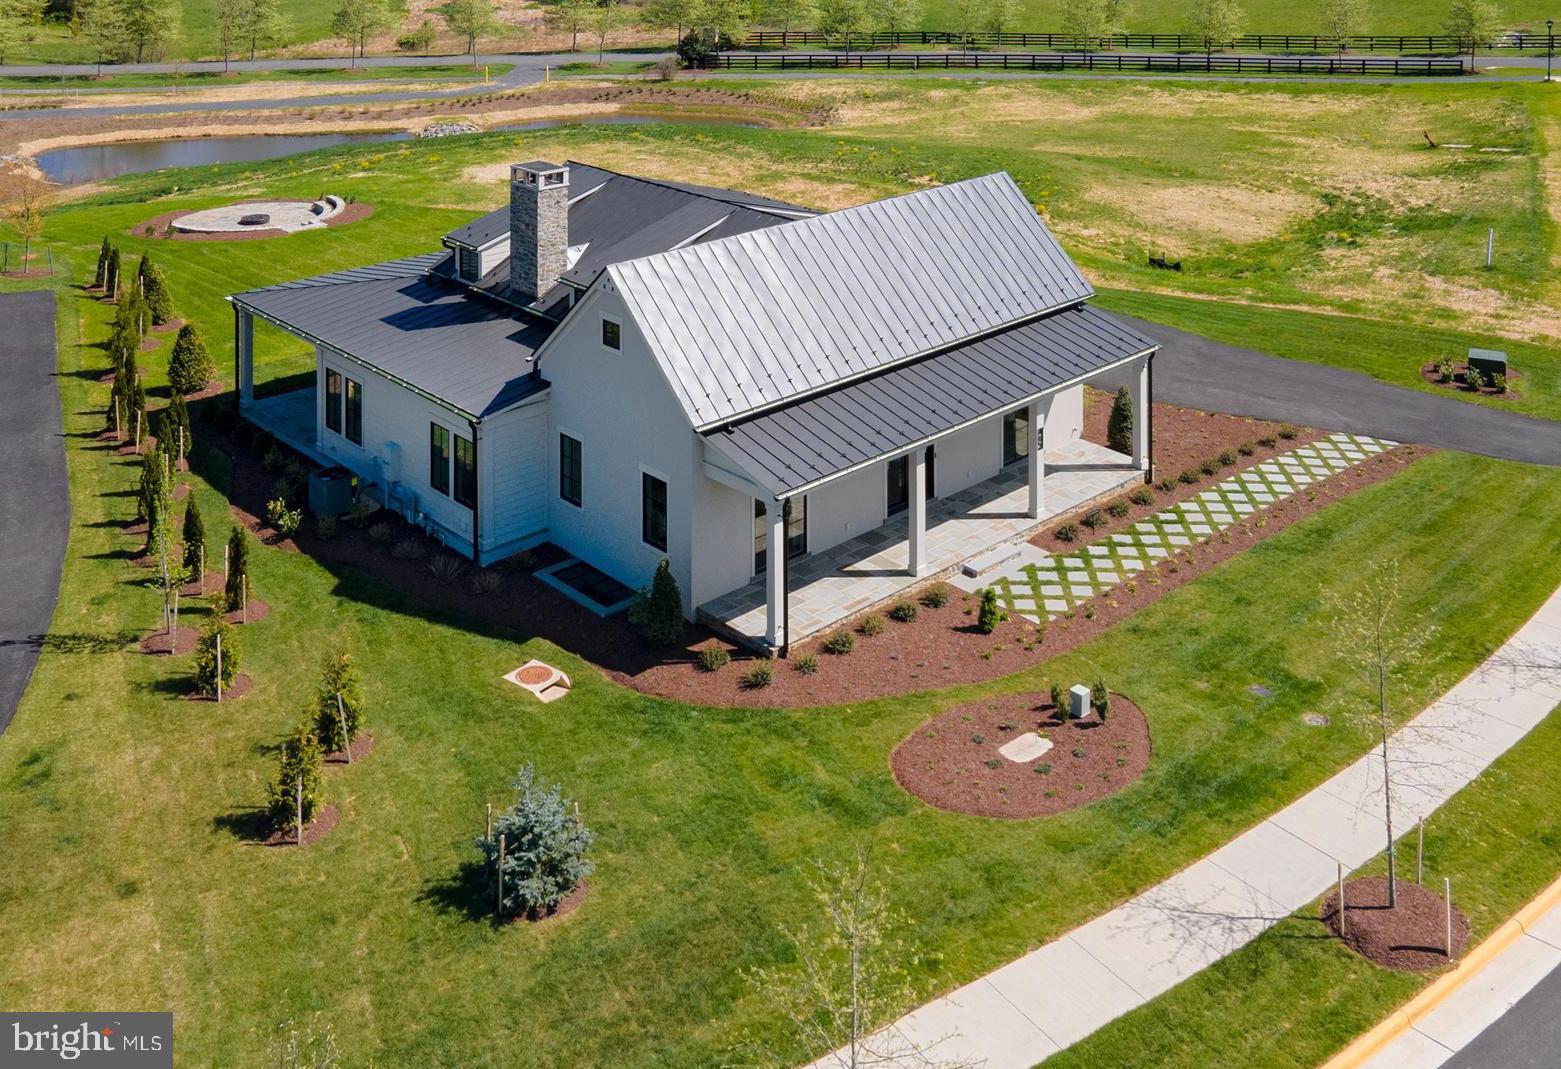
[0,290,66,736]
[1123,313,1561,466]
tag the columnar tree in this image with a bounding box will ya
[93,236,112,289]
[162,391,191,463]
[1187,0,1244,55]
[105,245,122,299]
[266,718,324,832]
[314,647,366,754]
[629,558,684,646]
[167,323,214,396]
[1106,385,1133,455]
[193,598,238,695]
[477,763,595,919]
[440,0,498,61]
[181,495,205,576]
[224,526,251,607]
[144,263,175,325]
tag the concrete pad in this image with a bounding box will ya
[999,733,1054,763]
[1412,932,1561,1052]
[1205,818,1340,914]
[985,937,1142,1049]
[1268,784,1390,870]
[888,979,1058,1069]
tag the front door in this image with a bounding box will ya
[886,456,909,515]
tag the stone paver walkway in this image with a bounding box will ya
[960,433,1395,621]
[807,581,1561,1069]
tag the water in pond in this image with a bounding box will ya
[35,115,759,184]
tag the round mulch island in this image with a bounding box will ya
[891,692,1150,818]
[184,674,253,702]
[1320,876,1470,972]
[224,598,272,625]
[325,732,375,765]
[139,626,199,656]
[511,880,588,925]
[263,804,340,848]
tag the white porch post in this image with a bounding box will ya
[235,307,255,407]
[1130,355,1150,471]
[908,448,927,576]
[1027,397,1045,519]
[765,502,786,650]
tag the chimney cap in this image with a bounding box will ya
[512,161,569,186]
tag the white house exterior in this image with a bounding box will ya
[232,161,1157,651]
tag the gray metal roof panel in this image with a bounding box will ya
[233,273,550,418]
[611,172,1095,429]
[701,305,1154,498]
[234,251,450,291]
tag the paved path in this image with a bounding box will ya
[815,583,1561,1068]
[0,290,66,736]
[1124,314,1561,468]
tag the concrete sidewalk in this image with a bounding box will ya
[813,585,1561,1068]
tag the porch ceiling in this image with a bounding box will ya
[700,305,1155,500]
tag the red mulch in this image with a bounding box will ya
[325,732,375,765]
[138,336,159,352]
[511,879,588,925]
[139,625,201,656]
[1419,362,1523,400]
[224,598,272,625]
[178,570,226,598]
[151,318,186,334]
[263,804,340,848]
[1320,876,1470,971]
[1031,395,1322,554]
[891,692,1149,819]
[132,201,375,242]
[114,436,157,458]
[184,673,253,702]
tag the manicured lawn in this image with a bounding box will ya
[2,122,1561,1067]
[0,63,511,91]
[1036,704,1561,1069]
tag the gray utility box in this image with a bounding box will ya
[308,466,358,518]
[1069,683,1091,720]
[1467,348,1507,379]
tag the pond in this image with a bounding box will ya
[34,115,760,184]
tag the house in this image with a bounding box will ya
[230,161,1159,652]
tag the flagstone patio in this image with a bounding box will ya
[698,439,1140,648]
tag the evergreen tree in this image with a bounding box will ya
[135,252,150,297]
[105,245,121,299]
[266,717,324,832]
[628,558,684,646]
[476,763,594,919]
[1106,385,1134,455]
[144,263,175,325]
[181,495,205,576]
[167,323,214,396]
[224,526,251,607]
[315,647,366,751]
[136,444,161,521]
[193,599,240,695]
[161,391,191,461]
[977,586,1007,634]
[93,236,111,289]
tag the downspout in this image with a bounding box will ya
[1146,351,1155,484]
[231,303,240,414]
[781,497,792,660]
[467,418,482,565]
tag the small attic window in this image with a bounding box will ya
[601,318,621,351]
[457,246,480,282]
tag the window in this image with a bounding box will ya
[324,369,342,434]
[453,434,476,510]
[458,246,480,282]
[754,497,808,573]
[344,377,362,445]
[642,472,667,551]
[559,433,582,507]
[429,423,450,495]
[886,456,909,515]
[602,318,621,351]
[1003,407,1030,466]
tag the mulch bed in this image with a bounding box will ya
[325,732,375,765]
[263,804,340,848]
[511,880,588,925]
[184,673,252,702]
[891,692,1149,819]
[1320,876,1470,972]
[1031,394,1322,554]
[131,201,376,242]
[178,570,226,598]
[139,625,200,656]
[1419,362,1523,400]
[151,318,186,334]
[223,597,272,625]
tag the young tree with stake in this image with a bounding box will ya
[441,0,498,62]
[544,0,592,50]
[315,647,366,758]
[1187,0,1244,56]
[1319,0,1366,53]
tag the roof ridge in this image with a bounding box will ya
[561,159,808,216]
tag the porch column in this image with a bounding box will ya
[765,502,786,650]
[908,448,927,576]
[1130,354,1150,471]
[1027,397,1045,519]
[235,306,255,407]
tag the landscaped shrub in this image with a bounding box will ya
[1177,468,1201,485]
[1492,373,1508,394]
[822,631,855,655]
[266,718,324,833]
[977,588,1006,634]
[93,236,112,289]
[1106,499,1131,519]
[391,539,424,559]
[697,646,730,672]
[367,522,392,545]
[1049,680,1066,710]
[314,647,365,752]
[167,324,214,396]
[223,527,250,607]
[262,445,288,474]
[161,393,190,459]
[1436,357,1455,383]
[1081,509,1106,529]
[349,499,375,529]
[180,497,205,575]
[793,653,819,675]
[741,659,774,689]
[1106,385,1134,455]
[1237,441,1256,456]
[629,559,684,647]
[470,570,501,595]
[251,429,276,459]
[1278,423,1299,440]
[1217,449,1237,467]
[1091,679,1110,719]
[858,615,885,637]
[887,601,918,623]
[1199,458,1219,476]
[1258,434,1278,448]
[1155,477,1177,493]
[315,515,337,541]
[920,585,950,609]
[144,263,175,325]
[1128,487,1155,506]
[1054,522,1080,542]
[193,603,238,696]
[426,554,463,584]
[266,498,301,537]
[477,764,594,919]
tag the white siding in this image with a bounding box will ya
[934,415,1003,498]
[691,477,754,606]
[480,398,549,557]
[805,464,887,556]
[479,237,510,277]
[1043,384,1084,443]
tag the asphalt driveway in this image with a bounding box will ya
[0,290,66,735]
[1123,314,1561,467]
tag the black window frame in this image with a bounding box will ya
[1003,407,1029,466]
[457,246,480,282]
[429,422,450,496]
[324,368,342,434]
[559,433,582,507]
[886,455,909,515]
[641,472,668,552]
[453,433,476,510]
[602,318,621,351]
[344,376,363,445]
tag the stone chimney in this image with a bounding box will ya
[509,161,569,303]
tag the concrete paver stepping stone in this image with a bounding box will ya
[998,732,1054,763]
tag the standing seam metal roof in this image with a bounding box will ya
[610,172,1094,429]
[701,305,1155,498]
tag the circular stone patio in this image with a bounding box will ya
[172,196,345,235]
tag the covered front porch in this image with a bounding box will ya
[698,437,1140,649]
[243,385,334,467]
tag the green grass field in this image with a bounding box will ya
[0,63,510,91]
